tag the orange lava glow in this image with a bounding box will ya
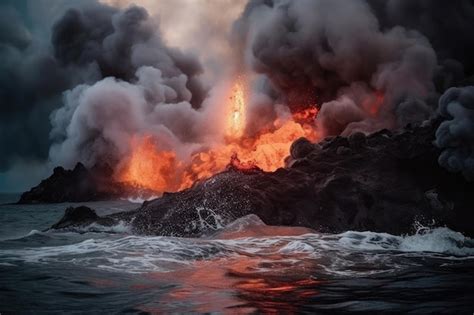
[119,136,182,192]
[118,79,322,193]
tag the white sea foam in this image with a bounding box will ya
[336,227,474,256]
[1,216,473,275]
[125,195,159,204]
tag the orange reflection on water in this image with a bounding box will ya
[138,248,323,313]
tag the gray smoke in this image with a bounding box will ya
[0,1,208,187]
[232,0,473,136]
[2,0,474,191]
[435,86,474,180]
[48,3,220,170]
[51,3,207,108]
[367,0,474,90]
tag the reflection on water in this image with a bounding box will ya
[141,254,322,313]
[1,206,474,313]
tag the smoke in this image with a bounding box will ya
[49,65,228,170]
[435,86,474,180]
[103,0,247,82]
[47,3,236,171]
[232,0,439,136]
[51,3,207,108]
[2,0,474,191]
[367,0,474,90]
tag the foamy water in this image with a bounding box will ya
[2,215,474,275]
[1,199,474,313]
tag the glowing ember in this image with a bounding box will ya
[118,79,322,193]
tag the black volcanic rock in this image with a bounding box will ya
[18,162,154,204]
[50,119,474,237]
[51,206,99,230]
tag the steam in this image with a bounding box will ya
[435,86,474,180]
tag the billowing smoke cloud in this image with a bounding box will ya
[49,66,226,170]
[104,0,247,82]
[51,3,207,108]
[47,2,228,170]
[0,0,211,190]
[367,0,474,90]
[232,0,439,136]
[435,86,474,180]
[2,0,474,191]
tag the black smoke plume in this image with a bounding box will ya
[436,86,474,180]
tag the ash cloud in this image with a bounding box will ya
[2,0,474,190]
[0,1,208,188]
[367,0,474,89]
[51,3,207,107]
[232,0,474,137]
[48,3,223,171]
[435,86,474,180]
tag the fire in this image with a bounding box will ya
[118,79,322,193]
[119,136,182,192]
[226,80,246,138]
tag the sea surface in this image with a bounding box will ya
[1,193,474,314]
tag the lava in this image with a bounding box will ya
[119,136,182,192]
[118,79,322,193]
[226,80,246,139]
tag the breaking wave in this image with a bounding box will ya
[1,215,473,276]
[124,195,159,204]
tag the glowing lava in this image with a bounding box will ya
[119,79,321,193]
[119,136,182,192]
[226,80,246,138]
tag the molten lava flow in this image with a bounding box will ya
[119,79,322,194]
[120,136,181,192]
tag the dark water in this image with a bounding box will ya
[1,194,474,314]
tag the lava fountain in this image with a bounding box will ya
[118,78,322,194]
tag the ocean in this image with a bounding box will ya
[1,193,474,313]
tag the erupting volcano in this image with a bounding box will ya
[4,1,474,313]
[118,78,321,193]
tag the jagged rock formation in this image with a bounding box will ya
[18,163,154,204]
[48,119,474,237]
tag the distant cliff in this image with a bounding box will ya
[18,163,154,204]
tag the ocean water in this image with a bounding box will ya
[1,193,474,313]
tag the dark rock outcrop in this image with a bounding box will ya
[18,163,155,204]
[50,119,474,237]
[51,206,100,230]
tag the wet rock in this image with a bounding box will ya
[51,206,99,229]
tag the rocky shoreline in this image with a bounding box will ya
[40,118,474,237]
